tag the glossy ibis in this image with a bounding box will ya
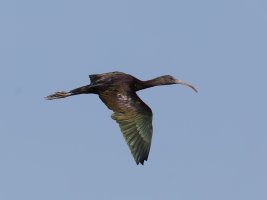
[46,71,197,165]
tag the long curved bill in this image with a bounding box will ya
[175,80,198,93]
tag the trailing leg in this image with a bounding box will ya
[45,84,95,100]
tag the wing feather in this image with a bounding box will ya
[99,89,153,165]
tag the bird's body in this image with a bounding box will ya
[46,71,197,165]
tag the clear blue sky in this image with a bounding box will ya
[1,0,267,200]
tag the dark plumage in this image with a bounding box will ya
[45,71,197,165]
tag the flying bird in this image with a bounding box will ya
[46,71,197,165]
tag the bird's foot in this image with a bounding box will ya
[45,91,72,100]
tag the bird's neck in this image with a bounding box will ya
[135,76,175,91]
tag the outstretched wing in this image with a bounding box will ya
[98,88,153,165]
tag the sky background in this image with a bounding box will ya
[1,0,267,199]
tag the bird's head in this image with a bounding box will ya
[159,75,198,93]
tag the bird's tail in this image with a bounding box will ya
[45,85,95,100]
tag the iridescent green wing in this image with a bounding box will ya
[99,89,153,165]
